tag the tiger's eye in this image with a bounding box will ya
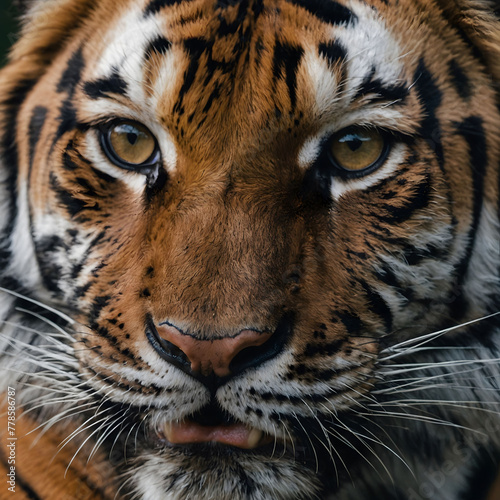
[329,128,386,173]
[107,121,156,166]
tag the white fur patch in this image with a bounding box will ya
[93,3,161,102]
[5,182,42,291]
[341,0,407,100]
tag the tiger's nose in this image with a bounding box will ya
[146,316,291,384]
[155,323,272,378]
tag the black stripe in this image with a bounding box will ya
[272,41,304,110]
[74,176,99,198]
[441,14,487,71]
[374,263,423,304]
[89,295,111,326]
[359,279,393,332]
[89,229,108,249]
[73,281,93,299]
[354,67,409,104]
[402,242,447,265]
[0,275,26,295]
[413,59,444,169]
[83,71,128,100]
[286,0,357,25]
[57,47,85,94]
[70,261,85,280]
[145,36,172,57]
[251,0,264,19]
[54,47,85,144]
[448,58,472,100]
[86,365,164,393]
[28,106,48,175]
[318,40,346,67]
[302,139,335,201]
[216,0,240,6]
[69,230,106,280]
[373,174,431,224]
[202,83,221,114]
[50,172,100,217]
[91,165,117,184]
[374,261,402,288]
[62,147,80,171]
[336,311,363,334]
[303,338,345,357]
[458,116,487,229]
[366,227,450,263]
[173,37,207,115]
[35,234,67,294]
[217,0,251,37]
[54,99,78,144]
[12,475,42,500]
[144,0,191,16]
[451,116,487,316]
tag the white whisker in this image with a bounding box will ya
[380,312,500,360]
[0,287,75,325]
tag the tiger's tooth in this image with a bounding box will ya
[163,422,173,441]
[247,428,263,448]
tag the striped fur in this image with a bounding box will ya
[0,0,499,498]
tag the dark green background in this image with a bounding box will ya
[0,0,20,66]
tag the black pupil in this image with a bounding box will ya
[343,135,364,152]
[127,132,139,145]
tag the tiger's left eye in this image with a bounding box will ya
[328,128,389,177]
[100,120,159,169]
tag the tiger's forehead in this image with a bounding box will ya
[81,0,408,156]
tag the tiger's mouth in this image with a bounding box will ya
[157,402,275,450]
[160,421,273,449]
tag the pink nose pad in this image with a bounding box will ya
[156,323,273,377]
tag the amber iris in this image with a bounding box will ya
[107,121,156,165]
[329,128,386,172]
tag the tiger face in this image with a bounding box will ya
[1,0,499,499]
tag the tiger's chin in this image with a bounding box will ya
[129,443,323,500]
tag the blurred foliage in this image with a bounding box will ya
[0,0,20,66]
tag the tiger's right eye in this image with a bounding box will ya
[327,127,389,177]
[100,120,159,170]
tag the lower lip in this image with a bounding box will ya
[161,420,273,450]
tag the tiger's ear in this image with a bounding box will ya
[436,0,500,83]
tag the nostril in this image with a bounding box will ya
[229,313,293,376]
[159,338,188,365]
[145,318,191,372]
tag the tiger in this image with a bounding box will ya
[0,0,499,498]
